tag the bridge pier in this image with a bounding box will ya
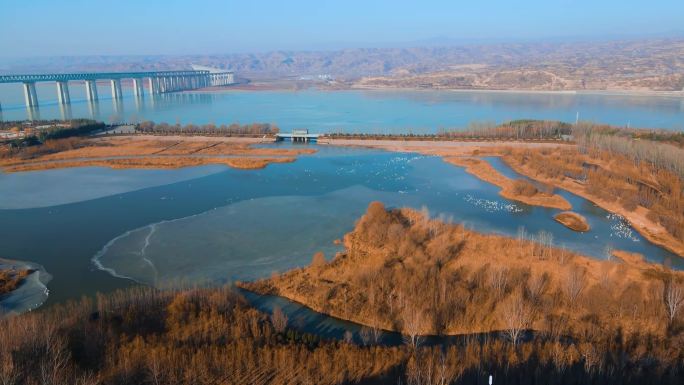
[22,82,39,108]
[84,80,98,101]
[56,81,71,104]
[110,79,123,99]
[112,96,123,118]
[59,103,72,120]
[132,78,144,97]
[26,106,40,121]
[147,77,160,94]
[87,99,100,118]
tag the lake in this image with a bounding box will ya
[0,85,683,131]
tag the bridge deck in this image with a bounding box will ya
[0,70,210,84]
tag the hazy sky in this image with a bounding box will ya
[1,0,683,57]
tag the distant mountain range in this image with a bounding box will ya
[2,37,683,91]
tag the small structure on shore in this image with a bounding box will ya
[276,129,319,143]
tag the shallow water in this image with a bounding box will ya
[0,258,51,315]
[0,144,681,314]
[1,86,683,131]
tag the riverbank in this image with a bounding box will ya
[0,136,314,172]
[348,84,684,98]
[190,78,684,98]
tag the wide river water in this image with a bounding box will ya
[0,89,683,335]
[0,143,682,315]
[0,85,683,131]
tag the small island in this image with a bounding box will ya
[444,157,571,210]
[554,211,591,232]
[0,267,33,296]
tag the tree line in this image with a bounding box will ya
[326,120,573,141]
[2,120,105,149]
[135,121,280,136]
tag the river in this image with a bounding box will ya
[0,143,681,315]
[0,85,683,131]
[1,88,683,321]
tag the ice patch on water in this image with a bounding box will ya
[92,185,402,287]
[0,165,227,209]
[463,194,523,213]
[607,213,640,242]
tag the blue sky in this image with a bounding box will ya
[1,0,683,57]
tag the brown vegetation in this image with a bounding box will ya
[554,212,590,232]
[502,143,684,256]
[0,268,32,296]
[2,280,683,384]
[0,287,405,385]
[1,156,296,172]
[0,136,314,172]
[444,157,571,210]
[136,121,280,136]
[242,202,684,340]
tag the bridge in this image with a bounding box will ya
[276,129,319,143]
[0,69,235,114]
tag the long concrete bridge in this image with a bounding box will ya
[0,69,234,111]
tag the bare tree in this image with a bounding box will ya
[402,307,425,349]
[343,330,354,344]
[271,306,288,333]
[147,353,164,385]
[489,266,509,298]
[500,291,532,346]
[580,342,600,374]
[359,326,372,346]
[38,334,69,385]
[526,273,549,304]
[556,244,571,265]
[0,355,19,385]
[564,266,587,306]
[517,226,528,257]
[664,281,684,323]
[371,325,383,344]
[534,231,554,260]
